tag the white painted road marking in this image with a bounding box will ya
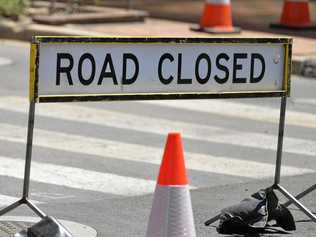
[0,194,42,207]
[144,99,316,129]
[294,98,316,106]
[1,97,316,157]
[0,156,156,196]
[31,192,76,200]
[0,123,313,179]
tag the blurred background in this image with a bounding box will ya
[1,0,316,38]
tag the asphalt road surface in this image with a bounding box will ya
[0,40,315,236]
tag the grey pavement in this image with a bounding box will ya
[4,174,316,236]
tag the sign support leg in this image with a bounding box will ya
[277,184,316,221]
[273,96,287,185]
[283,184,316,208]
[205,96,315,226]
[0,102,46,218]
[0,199,24,216]
[22,102,36,200]
[273,96,316,223]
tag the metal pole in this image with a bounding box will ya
[277,184,316,222]
[0,102,47,218]
[22,102,36,199]
[0,199,24,216]
[204,214,221,226]
[26,200,46,218]
[273,97,316,222]
[274,96,287,185]
[283,184,316,208]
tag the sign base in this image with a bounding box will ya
[0,216,97,237]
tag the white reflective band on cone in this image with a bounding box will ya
[146,185,196,237]
[206,0,231,4]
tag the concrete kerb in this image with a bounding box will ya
[0,19,103,42]
[0,18,315,78]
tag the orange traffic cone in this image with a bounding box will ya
[191,0,241,34]
[271,0,316,30]
[146,133,196,237]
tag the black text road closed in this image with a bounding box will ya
[31,37,292,102]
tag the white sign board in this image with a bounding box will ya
[30,37,291,102]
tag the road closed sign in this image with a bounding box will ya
[30,37,292,103]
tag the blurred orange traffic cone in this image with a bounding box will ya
[146,133,196,237]
[191,0,241,34]
[271,0,316,30]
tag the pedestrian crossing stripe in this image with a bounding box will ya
[0,156,156,196]
[294,98,316,106]
[0,96,315,199]
[1,97,316,157]
[144,99,316,129]
[0,123,313,180]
